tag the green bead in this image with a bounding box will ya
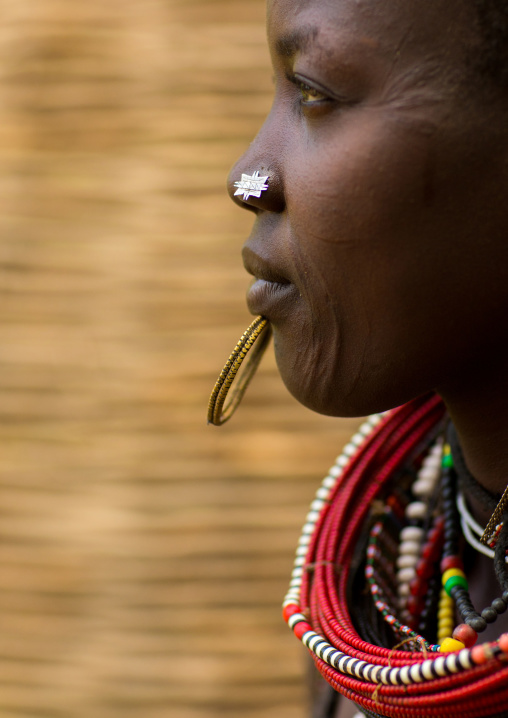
[442,453,453,469]
[444,575,468,596]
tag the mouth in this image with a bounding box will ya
[242,246,295,318]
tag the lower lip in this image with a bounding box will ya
[246,278,296,318]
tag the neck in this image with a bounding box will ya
[439,367,508,497]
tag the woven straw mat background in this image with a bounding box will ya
[0,1,362,717]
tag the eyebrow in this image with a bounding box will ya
[275,25,319,58]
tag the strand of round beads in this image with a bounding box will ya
[437,587,456,646]
[366,477,445,650]
[397,440,443,613]
[405,516,444,632]
[282,412,386,614]
[416,572,441,638]
[439,444,483,646]
[366,515,441,652]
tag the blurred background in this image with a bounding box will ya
[0,1,361,717]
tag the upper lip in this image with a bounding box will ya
[242,245,290,285]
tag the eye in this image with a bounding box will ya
[296,79,327,104]
[286,72,331,107]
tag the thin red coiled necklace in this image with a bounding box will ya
[282,393,508,717]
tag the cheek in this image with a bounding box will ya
[286,114,433,248]
[268,239,343,412]
[273,239,373,415]
[285,116,447,349]
[273,121,438,414]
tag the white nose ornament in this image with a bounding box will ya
[234,170,269,201]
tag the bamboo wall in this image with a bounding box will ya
[0,2,360,716]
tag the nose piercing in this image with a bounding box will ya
[234,170,269,202]
[207,316,271,426]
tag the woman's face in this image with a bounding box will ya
[228,0,508,417]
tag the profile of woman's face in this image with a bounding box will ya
[228,0,508,418]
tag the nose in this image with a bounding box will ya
[227,130,285,213]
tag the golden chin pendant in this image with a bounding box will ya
[207,316,271,426]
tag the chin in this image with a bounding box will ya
[282,379,385,418]
[273,337,362,417]
[282,376,418,419]
[274,332,424,419]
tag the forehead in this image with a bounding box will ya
[267,0,476,66]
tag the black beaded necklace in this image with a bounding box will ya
[442,430,508,637]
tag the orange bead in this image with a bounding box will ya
[440,555,464,573]
[499,633,508,653]
[452,623,478,648]
[282,604,300,622]
[471,645,489,665]
[294,621,312,639]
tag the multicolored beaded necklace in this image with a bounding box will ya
[283,393,508,718]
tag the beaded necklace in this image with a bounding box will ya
[283,394,508,718]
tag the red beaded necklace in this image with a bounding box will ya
[283,394,508,717]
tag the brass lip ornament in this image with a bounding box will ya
[207,316,271,426]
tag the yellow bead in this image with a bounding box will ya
[442,568,466,585]
[438,625,454,636]
[440,638,466,653]
[438,626,454,639]
[438,619,455,630]
[439,595,454,605]
[438,619,454,630]
[439,592,454,606]
[438,620,454,632]
[438,607,454,619]
[438,604,454,612]
[439,597,454,606]
[439,616,454,625]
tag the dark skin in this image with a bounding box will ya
[227,0,508,714]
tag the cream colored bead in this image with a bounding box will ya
[398,583,410,598]
[401,526,424,542]
[397,567,416,583]
[397,554,418,569]
[405,501,427,520]
[412,479,435,497]
[399,540,422,556]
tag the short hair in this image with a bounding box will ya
[472,0,508,86]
